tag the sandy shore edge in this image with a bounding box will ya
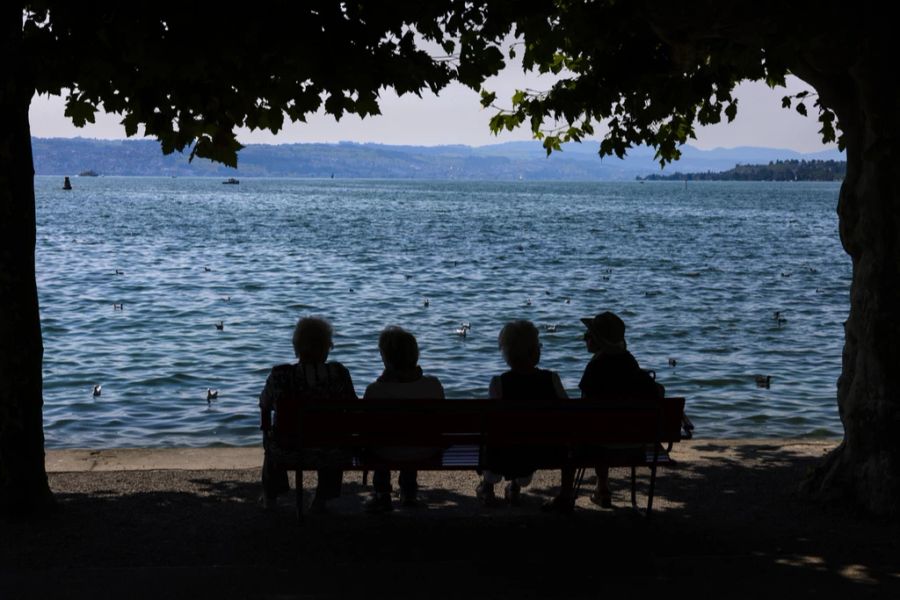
[45,438,840,472]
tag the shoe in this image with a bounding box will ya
[476,482,504,508]
[589,491,613,509]
[399,491,422,508]
[258,493,277,512]
[365,493,394,514]
[504,481,522,506]
[308,496,329,515]
[541,495,575,515]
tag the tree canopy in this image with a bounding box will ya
[23,2,851,167]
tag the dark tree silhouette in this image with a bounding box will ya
[3,2,897,516]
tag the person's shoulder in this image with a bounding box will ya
[364,380,386,398]
[263,363,296,396]
[622,350,641,366]
[268,363,295,379]
[326,361,352,377]
[420,374,443,386]
[417,374,445,396]
[543,368,563,380]
[582,356,606,375]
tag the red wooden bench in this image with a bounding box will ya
[261,397,691,521]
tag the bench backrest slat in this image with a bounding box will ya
[271,397,685,448]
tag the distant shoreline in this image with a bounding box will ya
[34,174,845,184]
[31,137,844,181]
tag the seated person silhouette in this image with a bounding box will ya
[543,311,663,513]
[477,320,568,507]
[364,326,445,514]
[259,316,357,514]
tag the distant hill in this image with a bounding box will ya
[637,159,846,181]
[31,137,845,181]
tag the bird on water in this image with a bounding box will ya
[207,388,218,405]
[92,384,102,397]
[755,375,772,389]
[455,322,471,337]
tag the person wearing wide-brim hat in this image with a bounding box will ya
[542,311,663,514]
[580,311,628,354]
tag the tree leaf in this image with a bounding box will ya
[724,101,738,122]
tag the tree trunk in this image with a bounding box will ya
[801,58,900,517]
[0,6,54,516]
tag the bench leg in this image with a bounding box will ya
[296,469,304,524]
[645,441,663,517]
[631,466,637,510]
[573,467,586,497]
[646,464,658,517]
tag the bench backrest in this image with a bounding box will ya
[485,399,684,445]
[274,397,685,448]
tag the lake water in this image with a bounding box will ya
[35,177,848,448]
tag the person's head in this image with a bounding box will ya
[378,326,419,371]
[581,311,627,354]
[292,316,334,363]
[498,320,541,370]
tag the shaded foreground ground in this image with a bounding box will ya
[2,440,899,599]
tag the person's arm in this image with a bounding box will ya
[259,371,274,432]
[340,365,359,400]
[578,361,597,400]
[551,372,569,400]
[580,357,615,400]
[488,375,502,400]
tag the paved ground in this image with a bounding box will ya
[2,439,899,599]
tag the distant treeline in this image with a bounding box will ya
[637,159,846,181]
[32,137,845,181]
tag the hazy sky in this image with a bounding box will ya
[29,73,835,152]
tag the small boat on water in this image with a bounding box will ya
[79,170,99,177]
[223,177,240,185]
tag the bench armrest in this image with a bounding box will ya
[681,413,695,439]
